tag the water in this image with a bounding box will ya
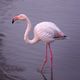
[0,0,80,80]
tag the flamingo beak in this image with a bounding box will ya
[12,16,19,24]
[12,17,17,24]
[12,18,15,24]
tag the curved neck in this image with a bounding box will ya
[24,16,38,44]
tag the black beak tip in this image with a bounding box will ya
[64,35,67,38]
[12,19,14,24]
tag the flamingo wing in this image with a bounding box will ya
[34,22,62,42]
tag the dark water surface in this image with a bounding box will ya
[0,0,80,80]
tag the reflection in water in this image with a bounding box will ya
[39,67,53,80]
[0,33,25,80]
[40,72,47,80]
[38,62,53,80]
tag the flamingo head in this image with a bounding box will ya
[12,14,27,24]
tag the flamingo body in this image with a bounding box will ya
[34,21,64,43]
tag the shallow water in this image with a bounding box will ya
[0,0,80,80]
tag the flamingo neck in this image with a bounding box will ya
[24,16,38,44]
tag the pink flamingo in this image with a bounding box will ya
[12,14,67,72]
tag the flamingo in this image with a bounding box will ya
[12,14,67,72]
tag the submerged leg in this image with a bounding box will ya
[41,44,48,72]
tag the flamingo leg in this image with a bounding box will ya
[41,44,48,72]
[48,43,53,80]
[48,43,53,67]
